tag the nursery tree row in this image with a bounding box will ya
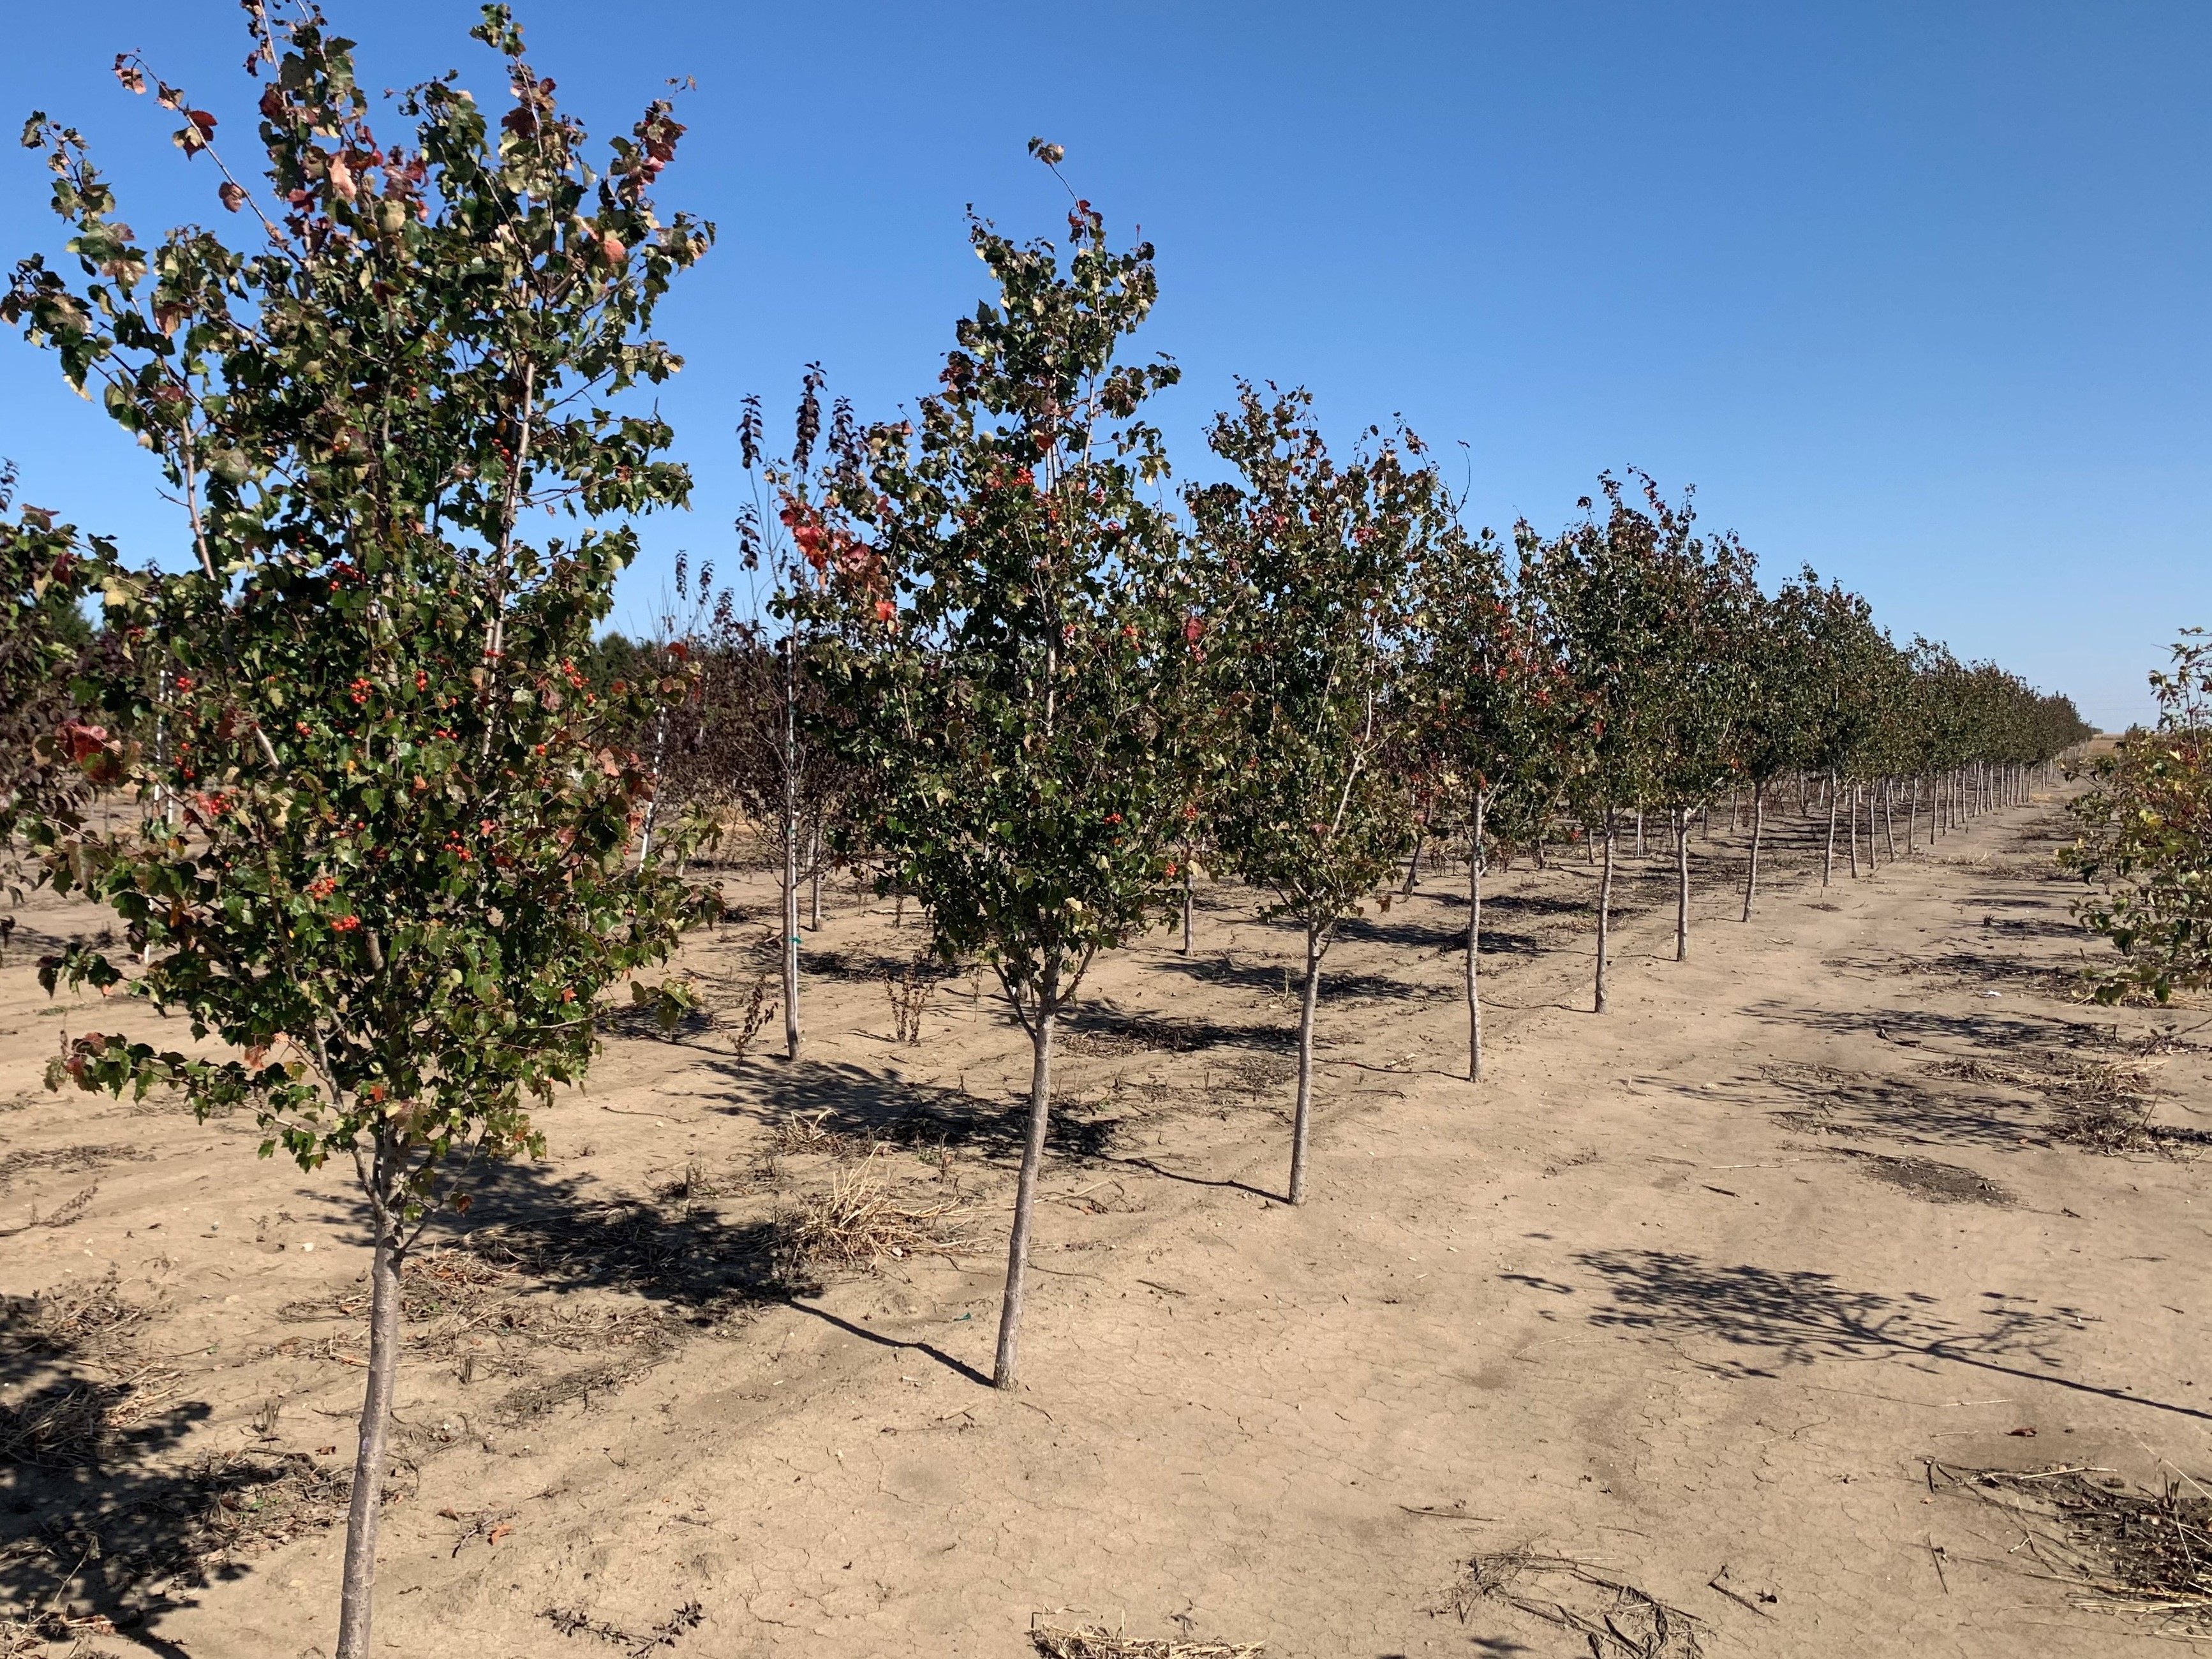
[0,10,2088,1655]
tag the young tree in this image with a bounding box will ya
[1793,574,1887,885]
[1407,521,1559,1079]
[8,11,709,1653]
[2064,632,2212,1002]
[1191,385,1432,1196]
[808,152,1190,1390]
[1641,498,1757,961]
[1520,477,1681,1013]
[1733,577,1822,920]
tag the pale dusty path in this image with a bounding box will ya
[3,795,2203,1657]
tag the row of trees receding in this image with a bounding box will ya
[0,13,2089,1656]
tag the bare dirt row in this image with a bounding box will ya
[3,791,2205,1657]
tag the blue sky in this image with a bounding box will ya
[2,1,2203,728]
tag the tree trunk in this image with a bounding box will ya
[635,707,669,868]
[807,822,823,930]
[1741,784,1765,922]
[1594,812,1616,1013]
[1400,825,1423,895]
[1823,773,1838,885]
[781,637,802,1061]
[1467,792,1485,1082]
[1180,857,1194,956]
[1633,810,1645,859]
[993,977,1058,1390]
[1908,777,1919,852]
[1882,778,1897,860]
[1847,784,1861,877]
[1289,923,1324,1203]
[1673,804,1690,960]
[334,1204,404,1659]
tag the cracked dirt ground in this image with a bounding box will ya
[3,790,2207,1656]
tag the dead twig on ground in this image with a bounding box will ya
[1437,1547,1707,1657]
[1028,1624,1263,1658]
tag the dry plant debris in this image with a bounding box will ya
[782,1147,972,1269]
[1028,1625,1264,1658]
[1437,1547,1707,1658]
[1825,1147,2015,1207]
[543,1598,704,1656]
[770,1110,856,1159]
[0,1145,149,1194]
[1922,1051,2183,1154]
[1931,1460,2212,1633]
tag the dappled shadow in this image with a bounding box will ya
[0,1277,275,1650]
[1569,1248,2212,1421]
[1152,952,1454,1008]
[1058,1001,1293,1056]
[1714,1062,2044,1151]
[694,1057,1124,1165]
[1744,998,2102,1055]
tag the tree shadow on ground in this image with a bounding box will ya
[1,1278,257,1654]
[1058,999,1293,1055]
[1568,1248,2212,1422]
[1744,999,2104,1055]
[690,1057,1124,1165]
[1151,952,1455,1007]
[1707,1064,2042,1151]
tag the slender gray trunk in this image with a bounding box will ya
[1823,773,1838,885]
[634,707,668,867]
[1908,777,1919,852]
[1741,784,1765,922]
[1594,812,1615,1013]
[1674,805,1689,961]
[1401,827,1423,895]
[1289,924,1323,1203]
[781,637,802,1061]
[1180,856,1194,955]
[1467,792,1485,1082]
[1633,810,1645,859]
[807,821,823,930]
[992,979,1057,1390]
[1847,784,1861,877]
[1882,778,1896,860]
[334,1191,403,1659]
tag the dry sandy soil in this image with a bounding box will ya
[3,790,2208,1658]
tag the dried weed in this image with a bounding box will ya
[1029,1626,1264,1658]
[1436,1547,1707,1657]
[1931,1461,2212,1634]
[782,1149,972,1270]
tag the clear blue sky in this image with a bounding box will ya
[2,1,2203,729]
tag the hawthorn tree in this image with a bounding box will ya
[1640,494,1756,962]
[1733,576,1824,919]
[1407,520,1557,1080]
[807,151,1191,1389]
[2064,633,2212,1002]
[1522,477,1681,1013]
[1191,385,1432,1198]
[6,10,710,1653]
[0,463,115,902]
